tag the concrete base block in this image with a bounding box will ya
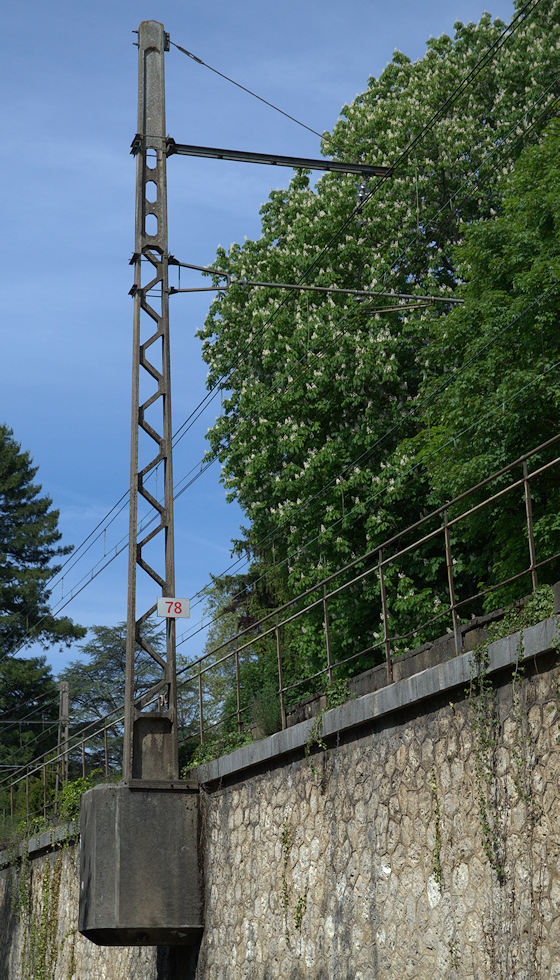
[79,782,203,946]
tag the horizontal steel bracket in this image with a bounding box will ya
[164,137,390,176]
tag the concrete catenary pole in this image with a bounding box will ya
[78,25,202,946]
[123,20,178,782]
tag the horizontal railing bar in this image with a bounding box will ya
[447,455,560,530]
[0,686,164,790]
[177,435,560,672]
[4,436,560,792]
[282,665,330,694]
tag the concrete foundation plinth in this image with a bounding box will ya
[79,782,203,946]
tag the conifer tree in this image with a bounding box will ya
[0,424,84,658]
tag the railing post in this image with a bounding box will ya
[82,741,86,779]
[378,550,393,683]
[275,614,287,731]
[104,727,109,777]
[25,769,29,823]
[443,508,462,656]
[43,764,47,818]
[58,681,69,787]
[10,783,14,821]
[235,637,243,733]
[198,666,204,745]
[323,585,334,685]
[523,459,538,590]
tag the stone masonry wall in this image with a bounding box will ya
[196,651,560,979]
[1,626,560,978]
[0,841,163,979]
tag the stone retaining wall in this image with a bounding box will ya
[195,620,560,978]
[1,617,560,978]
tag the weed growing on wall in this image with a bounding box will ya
[280,822,292,936]
[304,678,351,781]
[15,849,64,980]
[294,891,308,931]
[470,638,503,880]
[278,819,309,943]
[469,585,554,879]
[510,646,531,806]
[11,836,32,920]
[429,771,443,885]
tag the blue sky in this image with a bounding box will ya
[1,0,517,674]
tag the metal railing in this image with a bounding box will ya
[1,434,559,831]
[184,433,560,743]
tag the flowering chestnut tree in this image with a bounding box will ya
[196,4,560,687]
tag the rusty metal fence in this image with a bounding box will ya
[181,434,560,745]
[1,434,559,833]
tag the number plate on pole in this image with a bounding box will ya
[157,597,190,619]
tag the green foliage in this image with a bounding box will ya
[58,621,166,770]
[430,772,443,884]
[280,821,292,929]
[11,847,66,980]
[188,574,285,741]
[181,730,252,773]
[294,891,308,931]
[57,769,103,823]
[0,656,58,767]
[468,585,554,879]
[470,639,503,880]
[197,8,560,686]
[0,424,85,656]
[324,676,352,709]
[406,120,560,605]
[0,425,84,776]
[304,678,351,780]
[59,622,164,720]
[487,585,554,640]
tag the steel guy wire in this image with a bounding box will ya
[49,65,559,614]
[168,40,361,157]
[0,688,58,718]
[9,364,559,785]
[10,2,546,660]
[47,494,130,597]
[1,720,61,762]
[153,123,560,648]
[168,0,543,450]
[168,65,559,456]
[46,491,129,597]
[173,283,560,649]
[0,698,59,739]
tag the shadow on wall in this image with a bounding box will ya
[0,871,15,979]
[156,940,201,979]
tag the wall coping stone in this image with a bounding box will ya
[0,820,78,868]
[196,614,559,785]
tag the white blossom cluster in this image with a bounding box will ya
[195,3,560,620]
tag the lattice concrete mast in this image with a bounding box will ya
[124,20,178,782]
